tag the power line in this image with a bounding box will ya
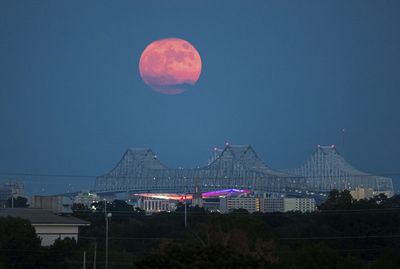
[71,208,400,215]
[0,172,95,179]
[1,172,400,179]
[278,234,400,241]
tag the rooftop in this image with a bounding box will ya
[0,208,90,225]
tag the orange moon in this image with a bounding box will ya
[139,38,202,95]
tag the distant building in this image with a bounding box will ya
[202,198,221,212]
[3,182,24,197]
[262,198,284,213]
[74,192,100,206]
[138,198,176,214]
[0,208,89,246]
[219,196,261,213]
[192,191,203,207]
[350,187,374,200]
[262,197,316,213]
[30,195,73,214]
[0,188,12,208]
[0,181,25,208]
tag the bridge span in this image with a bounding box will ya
[94,144,393,197]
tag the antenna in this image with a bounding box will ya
[341,128,346,157]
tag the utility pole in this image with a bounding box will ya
[83,250,86,269]
[105,200,108,269]
[105,200,112,269]
[93,241,97,269]
[184,194,187,228]
[10,183,15,209]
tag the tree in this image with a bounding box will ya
[230,208,250,214]
[7,196,28,208]
[44,238,79,269]
[71,203,89,212]
[0,217,41,269]
[110,199,134,212]
[276,243,364,269]
[135,240,277,269]
[318,189,355,210]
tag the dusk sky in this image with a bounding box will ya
[1,1,399,194]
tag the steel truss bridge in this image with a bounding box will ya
[94,144,393,196]
[288,145,393,195]
[95,145,306,195]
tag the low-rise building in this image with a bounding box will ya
[262,197,285,213]
[350,187,374,200]
[219,196,261,213]
[138,198,176,214]
[202,198,220,212]
[262,197,316,213]
[30,195,73,214]
[0,208,89,246]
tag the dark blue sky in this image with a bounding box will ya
[1,1,399,194]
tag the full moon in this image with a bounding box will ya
[139,38,202,95]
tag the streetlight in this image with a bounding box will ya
[104,201,112,269]
[184,193,187,228]
[183,178,188,228]
[11,190,14,209]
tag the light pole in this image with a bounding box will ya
[184,194,187,228]
[93,241,97,269]
[10,188,15,209]
[183,178,188,228]
[105,201,112,269]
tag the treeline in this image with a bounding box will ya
[1,190,400,268]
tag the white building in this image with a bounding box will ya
[262,197,316,213]
[0,208,89,246]
[138,198,176,214]
[219,196,261,213]
[350,187,374,200]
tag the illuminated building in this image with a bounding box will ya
[138,198,176,214]
[219,196,261,213]
[74,192,99,206]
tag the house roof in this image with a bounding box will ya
[0,208,90,226]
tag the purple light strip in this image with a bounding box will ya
[201,188,250,198]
